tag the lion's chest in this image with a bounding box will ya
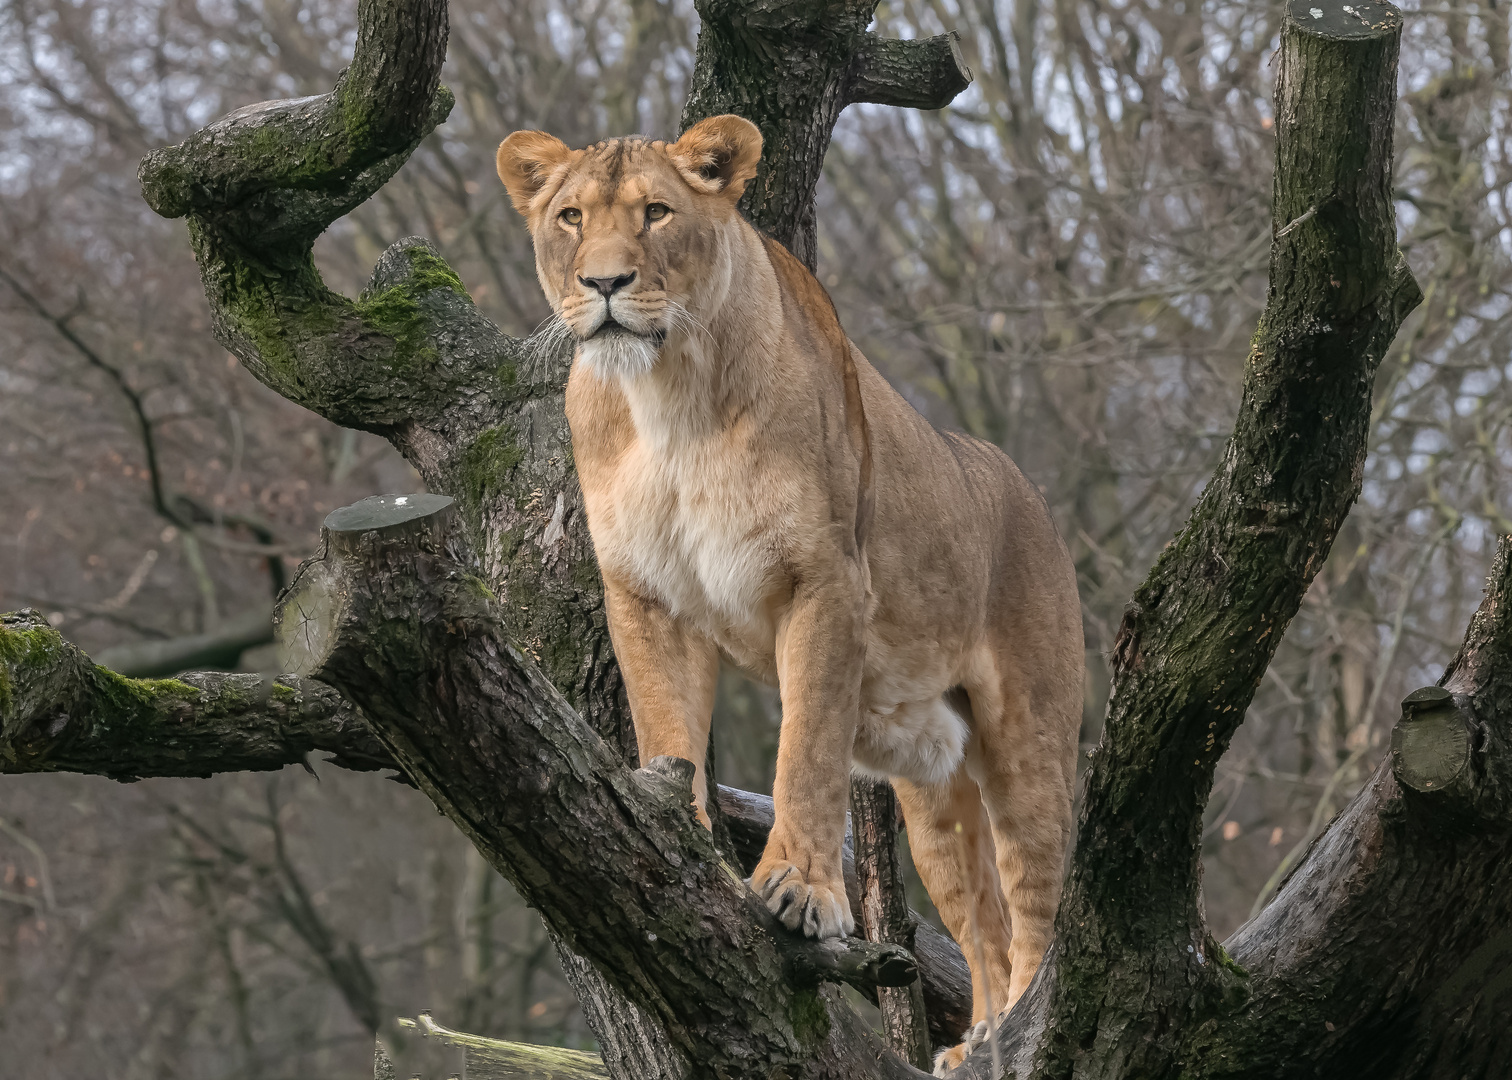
[585,434,783,661]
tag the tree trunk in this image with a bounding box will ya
[682,1,969,268]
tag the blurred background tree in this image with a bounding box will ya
[0,0,1507,1074]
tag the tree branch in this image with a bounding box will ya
[1219,534,1512,1078]
[965,2,1428,1076]
[273,494,930,1079]
[0,622,978,1056]
[135,0,505,434]
[1065,0,1416,962]
[0,610,392,779]
[846,32,972,111]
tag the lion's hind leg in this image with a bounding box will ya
[972,670,1078,1008]
[891,769,1014,1077]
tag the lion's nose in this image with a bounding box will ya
[579,272,636,298]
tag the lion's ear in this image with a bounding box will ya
[497,130,572,218]
[670,115,763,201]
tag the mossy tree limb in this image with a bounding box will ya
[1062,0,1420,978]
[945,4,1505,1078]
[0,610,392,779]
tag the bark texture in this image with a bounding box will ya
[0,610,390,779]
[1218,536,1512,1080]
[852,777,933,1070]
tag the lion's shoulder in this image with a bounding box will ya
[757,232,874,552]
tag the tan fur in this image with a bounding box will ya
[498,117,1084,1070]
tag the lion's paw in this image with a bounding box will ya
[748,859,854,939]
[933,1014,1004,1076]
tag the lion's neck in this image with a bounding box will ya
[617,220,783,452]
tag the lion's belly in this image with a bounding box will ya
[589,442,781,668]
[852,641,981,787]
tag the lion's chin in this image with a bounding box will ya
[576,326,661,380]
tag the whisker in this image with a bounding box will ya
[524,311,576,362]
[665,301,718,355]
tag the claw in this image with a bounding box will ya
[933,1011,1009,1074]
[748,860,853,939]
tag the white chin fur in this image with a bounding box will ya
[577,330,660,380]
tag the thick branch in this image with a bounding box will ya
[137,0,515,436]
[278,496,927,1079]
[846,33,972,110]
[1218,535,1512,1079]
[1069,0,1415,951]
[985,2,1423,1077]
[139,0,447,233]
[0,598,976,1054]
[0,610,391,778]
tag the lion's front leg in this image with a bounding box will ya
[750,577,864,939]
[603,575,721,825]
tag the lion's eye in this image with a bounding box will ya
[560,207,582,226]
[646,203,670,222]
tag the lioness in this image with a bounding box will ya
[498,115,1083,1073]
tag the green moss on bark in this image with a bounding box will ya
[91,668,200,730]
[788,988,831,1046]
[352,246,472,370]
[454,425,525,531]
[0,623,72,718]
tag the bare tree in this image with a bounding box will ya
[4,1,1511,1078]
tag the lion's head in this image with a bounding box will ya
[497,115,763,379]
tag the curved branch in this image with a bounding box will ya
[138,0,448,232]
[987,2,1424,1077]
[1066,0,1416,951]
[1220,535,1512,1078]
[136,0,515,435]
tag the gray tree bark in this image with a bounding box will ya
[5,0,1512,1077]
